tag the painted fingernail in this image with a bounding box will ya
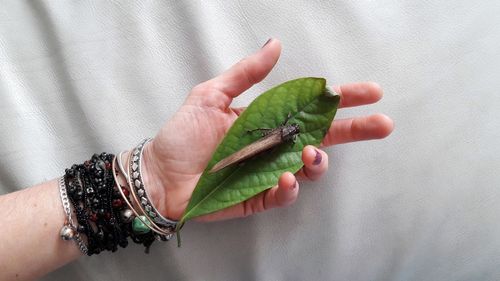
[313,149,322,165]
[262,38,272,49]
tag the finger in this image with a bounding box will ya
[229,81,381,116]
[295,145,329,181]
[187,38,282,110]
[334,82,383,108]
[262,172,299,210]
[322,114,394,146]
[194,172,298,222]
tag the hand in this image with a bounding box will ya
[140,38,394,222]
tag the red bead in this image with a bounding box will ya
[122,188,129,197]
[105,162,111,170]
[112,199,123,208]
[90,213,97,222]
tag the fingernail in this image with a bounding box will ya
[313,149,322,165]
[261,38,272,49]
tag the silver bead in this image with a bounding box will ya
[138,189,145,196]
[132,163,139,171]
[155,233,173,241]
[121,209,134,223]
[60,225,75,240]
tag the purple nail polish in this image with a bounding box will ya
[262,38,272,49]
[313,149,322,165]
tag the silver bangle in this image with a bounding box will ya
[129,138,178,230]
[58,177,89,255]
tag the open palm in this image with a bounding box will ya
[139,39,394,223]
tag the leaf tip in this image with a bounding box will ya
[324,86,341,100]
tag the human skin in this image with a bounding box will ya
[0,38,393,280]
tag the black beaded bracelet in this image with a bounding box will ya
[64,152,158,255]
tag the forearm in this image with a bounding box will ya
[0,178,82,281]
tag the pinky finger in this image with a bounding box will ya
[263,172,299,210]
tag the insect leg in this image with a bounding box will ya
[282,112,292,125]
[246,127,273,136]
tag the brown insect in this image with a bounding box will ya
[209,113,300,173]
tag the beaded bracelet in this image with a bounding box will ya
[64,153,126,254]
[61,152,164,255]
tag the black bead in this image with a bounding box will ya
[97,185,106,194]
[77,225,86,233]
[68,169,75,177]
[76,191,83,200]
[94,170,103,178]
[96,160,105,170]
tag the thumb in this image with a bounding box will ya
[185,38,282,110]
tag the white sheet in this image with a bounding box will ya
[1,1,499,280]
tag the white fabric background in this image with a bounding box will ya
[1,1,499,280]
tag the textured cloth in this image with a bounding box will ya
[1,1,499,280]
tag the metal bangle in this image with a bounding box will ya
[124,150,175,236]
[58,177,89,255]
[129,138,178,230]
[113,155,173,237]
[113,153,173,237]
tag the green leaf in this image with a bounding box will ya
[179,77,340,225]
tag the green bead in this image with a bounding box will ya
[132,216,151,234]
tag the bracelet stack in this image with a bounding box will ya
[58,138,177,255]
